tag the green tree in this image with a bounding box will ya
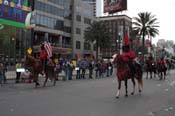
[133,12,159,56]
[84,21,111,59]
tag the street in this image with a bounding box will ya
[1,70,175,116]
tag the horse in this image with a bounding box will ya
[145,60,157,79]
[157,62,167,80]
[114,55,143,98]
[24,55,56,88]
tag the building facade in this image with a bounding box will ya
[99,15,132,58]
[33,0,72,56]
[71,0,96,59]
[82,0,96,17]
[0,0,96,61]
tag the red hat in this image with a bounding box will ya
[123,32,129,46]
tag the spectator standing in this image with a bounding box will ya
[80,58,86,79]
[55,62,61,81]
[109,61,113,76]
[95,60,100,78]
[88,61,93,79]
[62,60,68,81]
[0,63,4,85]
[76,60,81,79]
[15,61,21,83]
[67,60,73,80]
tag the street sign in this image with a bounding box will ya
[27,48,32,54]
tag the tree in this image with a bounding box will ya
[84,21,111,59]
[132,12,159,58]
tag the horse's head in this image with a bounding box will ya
[114,54,123,65]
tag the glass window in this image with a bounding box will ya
[76,15,81,22]
[76,41,81,49]
[36,13,40,25]
[76,28,81,34]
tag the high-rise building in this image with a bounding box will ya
[100,15,132,58]
[71,0,96,59]
[33,0,72,56]
[82,0,96,17]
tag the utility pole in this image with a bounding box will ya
[31,0,35,50]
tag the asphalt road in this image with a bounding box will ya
[0,70,175,116]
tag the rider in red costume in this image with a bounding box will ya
[158,57,166,66]
[121,32,136,76]
[39,43,48,71]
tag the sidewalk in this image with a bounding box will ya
[5,70,91,80]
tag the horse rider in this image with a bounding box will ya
[39,43,48,73]
[157,57,166,68]
[146,55,154,68]
[121,32,136,76]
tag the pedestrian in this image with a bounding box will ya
[109,61,113,76]
[76,60,81,79]
[15,61,21,83]
[55,62,61,81]
[95,60,100,78]
[67,60,73,80]
[0,63,4,85]
[88,60,93,79]
[80,58,86,79]
[62,60,68,81]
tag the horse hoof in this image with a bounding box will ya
[139,90,142,93]
[116,96,119,99]
[36,83,40,86]
[131,92,134,95]
[125,94,128,97]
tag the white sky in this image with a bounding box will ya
[98,0,175,44]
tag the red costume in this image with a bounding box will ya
[121,50,136,62]
[158,60,166,65]
[121,32,136,62]
[39,50,48,60]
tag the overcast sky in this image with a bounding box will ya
[98,0,175,44]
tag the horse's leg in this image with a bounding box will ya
[150,71,152,79]
[131,77,135,95]
[138,77,143,93]
[34,73,40,88]
[164,70,166,80]
[124,79,128,97]
[43,72,48,87]
[154,69,156,78]
[160,71,163,80]
[116,80,121,99]
[146,70,148,79]
[52,70,56,86]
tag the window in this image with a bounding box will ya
[76,41,81,49]
[84,42,91,50]
[64,26,71,33]
[84,17,91,24]
[76,15,81,22]
[76,28,81,34]
[93,44,96,51]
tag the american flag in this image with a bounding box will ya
[44,41,52,58]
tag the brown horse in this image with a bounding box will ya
[114,54,143,98]
[24,55,56,88]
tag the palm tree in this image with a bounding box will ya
[132,12,159,57]
[84,21,111,59]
